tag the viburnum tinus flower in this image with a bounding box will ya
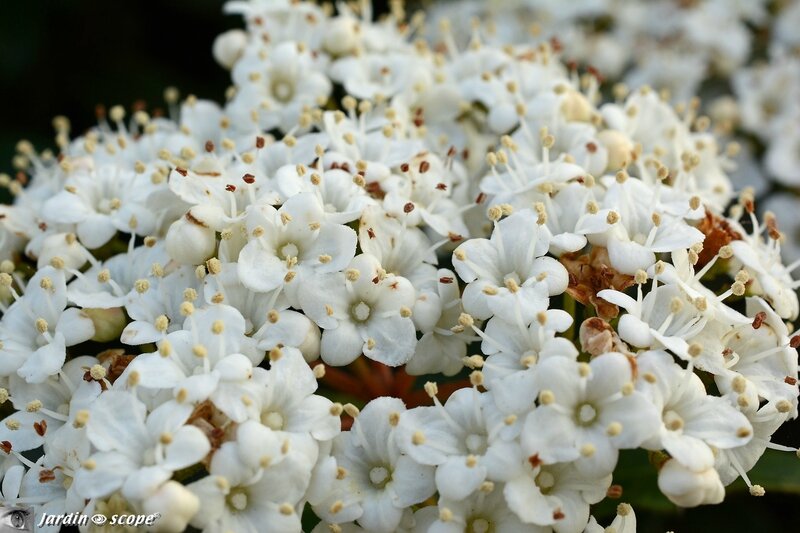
[1,0,800,531]
[298,253,417,366]
[452,208,569,323]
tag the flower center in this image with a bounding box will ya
[469,517,491,533]
[272,80,294,103]
[280,242,299,260]
[227,489,248,511]
[369,466,390,487]
[576,402,598,425]
[465,433,488,455]
[535,470,556,494]
[96,197,121,215]
[351,301,371,322]
[262,411,285,430]
[663,409,684,431]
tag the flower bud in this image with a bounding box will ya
[597,129,633,171]
[560,89,592,122]
[297,317,322,363]
[657,459,724,508]
[141,481,199,533]
[166,213,216,265]
[412,291,442,332]
[83,307,126,342]
[212,29,247,70]
[322,17,360,57]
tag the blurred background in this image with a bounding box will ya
[0,0,798,530]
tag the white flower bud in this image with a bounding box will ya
[597,129,633,171]
[560,89,592,122]
[411,291,442,332]
[166,213,217,265]
[297,317,322,363]
[141,481,199,533]
[322,17,360,56]
[657,459,724,508]
[212,29,247,70]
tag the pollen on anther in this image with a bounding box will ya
[89,364,107,381]
[344,403,360,418]
[192,344,208,358]
[424,381,439,398]
[539,390,555,405]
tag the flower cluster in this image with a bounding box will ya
[0,1,798,532]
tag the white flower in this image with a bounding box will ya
[522,353,660,477]
[306,455,363,525]
[18,421,92,528]
[121,265,204,345]
[357,206,438,289]
[406,269,472,377]
[479,157,588,212]
[274,165,375,224]
[332,397,435,533]
[238,192,357,303]
[41,163,158,249]
[330,53,429,101]
[714,402,792,487]
[732,55,800,141]
[636,350,753,472]
[0,356,100,452]
[396,388,523,501]
[319,111,423,185]
[416,482,528,533]
[66,243,170,309]
[0,267,94,383]
[380,154,470,239]
[298,254,417,366]
[598,176,704,275]
[729,213,799,320]
[227,41,331,134]
[599,280,707,360]
[123,305,261,418]
[504,460,611,533]
[536,182,614,256]
[480,309,577,414]
[250,346,340,444]
[452,209,568,323]
[718,298,799,415]
[74,392,210,501]
[188,441,307,533]
[252,307,321,363]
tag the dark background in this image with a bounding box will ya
[1,1,798,530]
[0,0,237,168]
